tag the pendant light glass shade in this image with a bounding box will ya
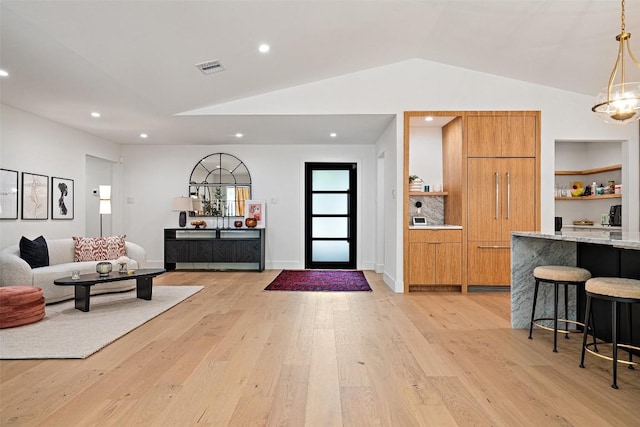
[592,0,640,124]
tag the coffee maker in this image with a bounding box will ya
[609,204,622,226]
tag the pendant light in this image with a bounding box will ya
[592,0,640,124]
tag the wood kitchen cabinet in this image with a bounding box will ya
[467,158,536,242]
[408,229,462,288]
[404,110,540,292]
[466,114,536,158]
[466,114,539,287]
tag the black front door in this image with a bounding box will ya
[305,162,357,269]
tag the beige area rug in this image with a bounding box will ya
[0,286,203,359]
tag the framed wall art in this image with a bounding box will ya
[21,172,48,220]
[0,168,19,220]
[51,176,74,220]
[244,200,265,228]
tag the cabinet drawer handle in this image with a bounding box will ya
[477,245,511,249]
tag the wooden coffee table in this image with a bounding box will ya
[54,268,166,312]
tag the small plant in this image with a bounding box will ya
[409,175,421,183]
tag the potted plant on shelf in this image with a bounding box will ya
[409,175,424,191]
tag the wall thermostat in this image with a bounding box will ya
[412,217,427,226]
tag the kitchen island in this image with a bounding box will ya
[511,230,640,346]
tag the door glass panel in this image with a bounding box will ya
[312,241,350,262]
[312,194,347,215]
[312,170,349,191]
[312,218,347,238]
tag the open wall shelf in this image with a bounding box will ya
[554,164,621,176]
[408,191,448,196]
[555,194,621,201]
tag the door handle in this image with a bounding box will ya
[495,172,499,219]
[477,245,511,249]
[506,172,511,219]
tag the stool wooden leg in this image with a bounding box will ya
[553,282,559,352]
[528,279,540,340]
[612,300,619,389]
[579,295,592,368]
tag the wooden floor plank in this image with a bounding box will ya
[2,270,639,426]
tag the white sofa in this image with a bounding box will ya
[0,238,146,303]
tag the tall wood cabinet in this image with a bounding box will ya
[466,113,539,287]
[404,110,540,292]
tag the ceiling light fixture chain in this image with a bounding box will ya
[591,0,640,124]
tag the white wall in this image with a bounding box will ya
[3,59,639,293]
[374,118,400,290]
[190,58,639,290]
[119,144,377,270]
[0,105,121,248]
[409,127,443,191]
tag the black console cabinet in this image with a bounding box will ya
[164,228,265,271]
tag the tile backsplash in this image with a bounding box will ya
[408,196,444,225]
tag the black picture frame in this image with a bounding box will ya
[51,176,74,220]
[0,168,19,220]
[21,172,48,220]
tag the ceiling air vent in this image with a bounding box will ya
[195,59,225,75]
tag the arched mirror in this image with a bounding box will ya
[189,153,251,217]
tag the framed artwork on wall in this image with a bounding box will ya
[21,172,48,220]
[51,176,74,220]
[244,200,266,228]
[0,168,19,220]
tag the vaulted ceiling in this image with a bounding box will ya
[1,1,638,145]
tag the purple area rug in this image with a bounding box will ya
[264,270,372,292]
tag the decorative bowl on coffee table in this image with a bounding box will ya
[96,262,113,277]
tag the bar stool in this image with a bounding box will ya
[528,265,592,352]
[579,277,640,389]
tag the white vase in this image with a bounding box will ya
[409,180,423,191]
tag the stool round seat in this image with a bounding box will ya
[0,286,45,329]
[580,277,640,389]
[586,277,640,299]
[534,265,592,283]
[529,265,593,352]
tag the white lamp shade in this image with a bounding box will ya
[172,197,193,211]
[99,185,111,200]
[99,199,112,214]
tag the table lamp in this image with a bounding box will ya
[172,197,193,228]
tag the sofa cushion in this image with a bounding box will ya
[19,236,49,269]
[73,235,126,261]
[104,235,126,259]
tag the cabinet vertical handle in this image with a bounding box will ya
[506,172,511,219]
[495,172,499,219]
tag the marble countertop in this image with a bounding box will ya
[512,230,640,249]
[409,225,463,230]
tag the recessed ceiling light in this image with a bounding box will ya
[424,116,434,122]
[330,132,337,138]
[258,44,270,53]
[235,133,244,138]
[0,69,8,77]
[139,133,148,139]
[91,112,101,118]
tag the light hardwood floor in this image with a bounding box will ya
[1,271,638,426]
